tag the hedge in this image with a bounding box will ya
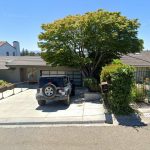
[101,60,135,115]
[83,77,100,92]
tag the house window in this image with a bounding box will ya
[6,52,9,56]
[13,52,15,56]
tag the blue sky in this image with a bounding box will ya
[0,0,150,51]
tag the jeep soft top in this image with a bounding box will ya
[38,75,69,88]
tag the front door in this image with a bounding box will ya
[20,68,27,82]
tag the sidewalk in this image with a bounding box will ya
[137,103,150,125]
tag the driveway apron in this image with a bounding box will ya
[0,88,105,125]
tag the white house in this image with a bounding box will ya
[0,41,20,56]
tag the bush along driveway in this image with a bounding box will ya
[100,60,148,126]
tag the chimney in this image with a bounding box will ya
[13,41,20,56]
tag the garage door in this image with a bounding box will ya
[40,70,82,87]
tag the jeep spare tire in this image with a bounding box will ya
[42,84,56,98]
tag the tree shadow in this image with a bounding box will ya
[114,114,147,127]
[72,91,103,104]
[16,83,38,89]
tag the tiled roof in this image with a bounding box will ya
[6,56,46,66]
[1,51,149,70]
[121,51,150,67]
[0,57,13,69]
[0,56,79,71]
[0,56,47,70]
[0,41,6,47]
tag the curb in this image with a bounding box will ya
[0,120,105,126]
[104,113,113,124]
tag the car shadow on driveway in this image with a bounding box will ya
[36,88,103,113]
[36,101,69,112]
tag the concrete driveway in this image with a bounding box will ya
[0,87,105,125]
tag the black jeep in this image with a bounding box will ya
[36,75,75,106]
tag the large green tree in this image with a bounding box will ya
[38,9,143,78]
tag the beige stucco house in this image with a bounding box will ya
[0,56,82,86]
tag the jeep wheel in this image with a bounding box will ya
[38,100,46,106]
[64,95,71,106]
[42,84,56,98]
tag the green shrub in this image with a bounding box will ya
[131,84,146,102]
[83,78,100,92]
[101,64,122,83]
[101,61,135,115]
[0,80,9,87]
[112,59,123,65]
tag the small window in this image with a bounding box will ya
[13,52,15,56]
[6,52,9,56]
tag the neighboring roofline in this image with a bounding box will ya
[0,41,16,49]
[6,65,47,67]
[0,41,6,47]
[121,51,150,67]
[130,65,150,67]
[0,56,80,71]
[5,41,16,49]
[6,64,80,71]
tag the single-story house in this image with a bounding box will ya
[1,51,149,86]
[0,56,82,86]
[121,51,150,82]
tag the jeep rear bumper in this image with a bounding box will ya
[36,94,68,101]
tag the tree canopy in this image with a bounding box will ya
[38,9,143,78]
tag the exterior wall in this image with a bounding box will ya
[26,68,40,82]
[0,66,82,86]
[0,68,21,83]
[0,43,17,56]
[40,69,82,86]
[26,67,82,86]
[135,67,150,83]
[13,41,20,56]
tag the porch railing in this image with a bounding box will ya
[0,81,37,100]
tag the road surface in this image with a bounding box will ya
[0,125,150,150]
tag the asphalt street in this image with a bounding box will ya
[0,126,150,150]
